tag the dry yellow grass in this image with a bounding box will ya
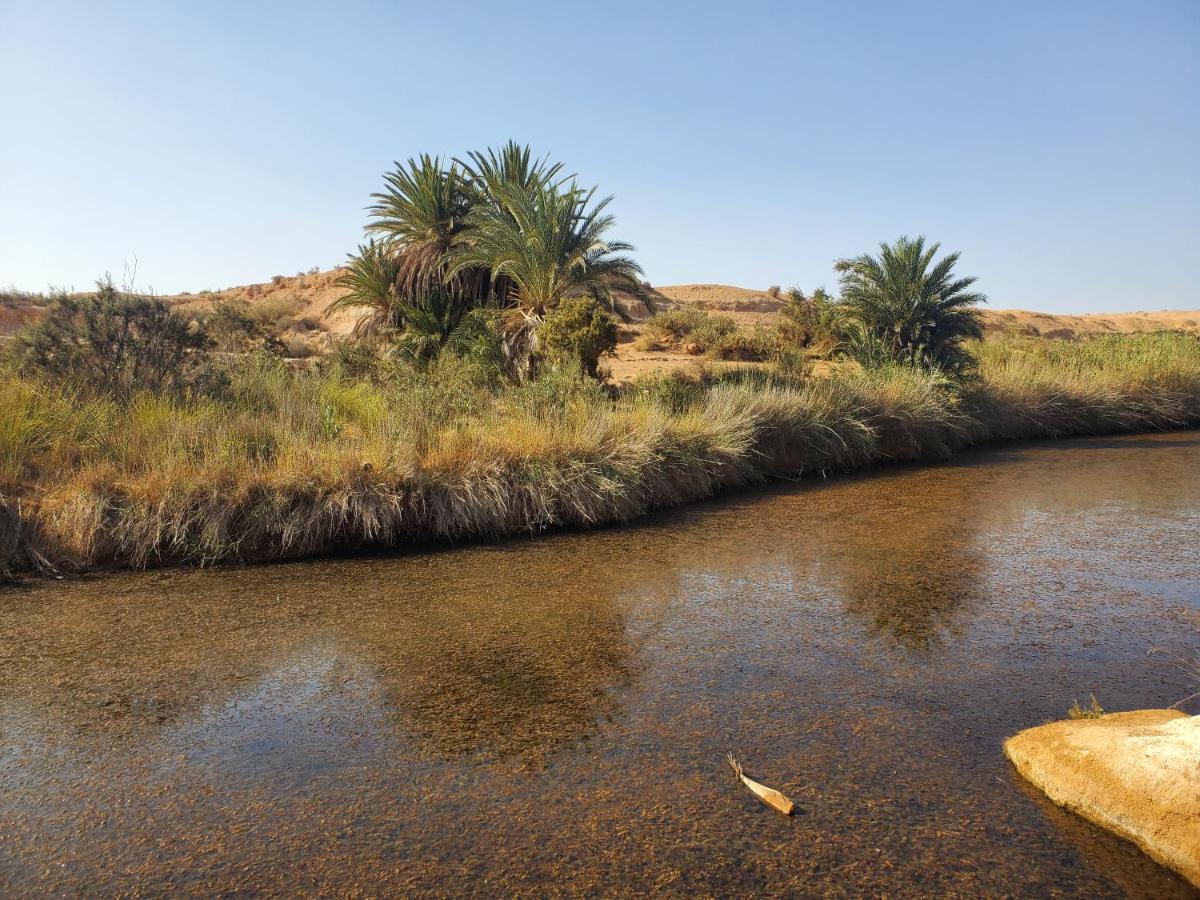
[2,333,1197,575]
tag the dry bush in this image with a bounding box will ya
[247,294,306,330]
[632,330,663,352]
[294,315,323,332]
[284,335,317,358]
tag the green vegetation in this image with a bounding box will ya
[540,297,618,378]
[1,147,1196,578]
[1,328,1197,575]
[833,236,985,374]
[327,142,645,379]
[1067,694,1105,719]
[9,278,212,398]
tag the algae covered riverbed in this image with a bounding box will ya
[2,433,1198,896]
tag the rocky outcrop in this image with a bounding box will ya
[1004,709,1199,887]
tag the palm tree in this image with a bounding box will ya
[334,156,496,343]
[327,241,403,337]
[365,154,474,291]
[835,235,986,374]
[448,178,645,377]
[452,179,644,317]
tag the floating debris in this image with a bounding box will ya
[728,752,794,815]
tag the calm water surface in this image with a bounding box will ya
[2,433,1199,896]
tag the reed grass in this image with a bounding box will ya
[2,333,1197,574]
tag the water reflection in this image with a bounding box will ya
[0,555,640,759]
[1,433,1198,896]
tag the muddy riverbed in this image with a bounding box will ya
[2,433,1198,896]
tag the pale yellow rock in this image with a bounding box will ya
[1004,709,1200,888]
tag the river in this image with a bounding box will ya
[2,432,1198,896]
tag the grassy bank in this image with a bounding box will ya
[2,333,1198,575]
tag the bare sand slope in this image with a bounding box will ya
[984,308,1200,338]
[1005,710,1200,887]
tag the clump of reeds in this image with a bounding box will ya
[968,334,1200,439]
[1067,694,1105,719]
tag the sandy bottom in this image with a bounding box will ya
[3,432,1199,895]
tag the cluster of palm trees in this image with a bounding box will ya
[332,141,986,379]
[329,142,647,377]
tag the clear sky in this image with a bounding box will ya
[1,0,1197,313]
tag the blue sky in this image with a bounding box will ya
[1,0,1196,313]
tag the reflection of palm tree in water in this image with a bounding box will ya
[818,509,986,648]
[775,439,1200,648]
[340,583,636,759]
[0,548,642,760]
[770,466,994,648]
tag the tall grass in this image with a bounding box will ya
[2,333,1197,574]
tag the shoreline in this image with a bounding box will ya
[3,427,1197,584]
[5,370,1198,578]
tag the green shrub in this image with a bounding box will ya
[689,313,738,349]
[647,307,705,339]
[8,279,211,398]
[322,339,386,382]
[777,287,843,355]
[204,302,286,355]
[630,370,708,413]
[540,297,618,378]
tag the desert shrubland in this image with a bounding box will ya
[1,331,1196,574]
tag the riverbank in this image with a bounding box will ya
[2,334,1198,575]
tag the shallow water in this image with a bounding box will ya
[2,432,1198,896]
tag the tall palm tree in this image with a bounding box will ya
[835,235,986,373]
